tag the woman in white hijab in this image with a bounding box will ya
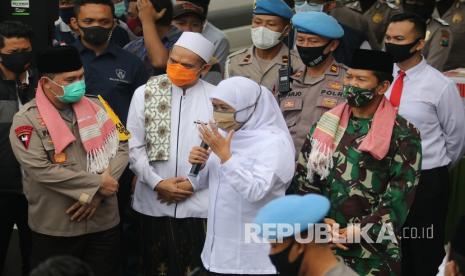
[188,76,295,275]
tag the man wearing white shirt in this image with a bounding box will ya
[384,13,465,276]
[127,32,215,276]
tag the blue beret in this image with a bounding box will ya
[292,11,344,39]
[254,0,294,20]
[254,194,330,240]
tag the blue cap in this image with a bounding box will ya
[254,194,330,240]
[254,0,294,20]
[292,11,344,39]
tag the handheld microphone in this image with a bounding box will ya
[189,141,209,177]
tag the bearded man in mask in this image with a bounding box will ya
[294,49,422,275]
[127,32,215,276]
[384,13,465,276]
[279,11,346,159]
[0,20,36,276]
[226,0,303,93]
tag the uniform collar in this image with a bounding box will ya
[394,57,427,80]
[172,78,205,96]
[238,43,290,66]
[74,39,118,57]
[291,58,342,85]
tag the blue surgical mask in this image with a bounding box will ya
[114,1,126,18]
[49,78,86,103]
[295,1,325,13]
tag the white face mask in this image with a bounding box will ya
[251,26,282,50]
[295,1,325,13]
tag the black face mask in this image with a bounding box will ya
[79,25,113,46]
[269,241,304,276]
[0,51,33,75]
[59,7,75,25]
[385,38,421,63]
[297,42,331,67]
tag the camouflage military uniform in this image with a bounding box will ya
[294,115,422,276]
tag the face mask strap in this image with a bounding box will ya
[234,84,263,124]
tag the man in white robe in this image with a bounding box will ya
[127,32,215,276]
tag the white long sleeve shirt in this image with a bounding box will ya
[385,59,465,170]
[127,79,214,218]
[190,137,294,274]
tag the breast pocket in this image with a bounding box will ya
[357,153,391,194]
[280,97,303,128]
[37,128,77,167]
[317,95,345,110]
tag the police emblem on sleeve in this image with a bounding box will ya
[15,125,33,149]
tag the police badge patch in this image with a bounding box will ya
[15,125,33,149]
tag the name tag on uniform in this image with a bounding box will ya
[53,153,67,164]
[321,97,338,109]
[282,99,296,109]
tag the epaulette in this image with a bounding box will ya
[227,48,248,60]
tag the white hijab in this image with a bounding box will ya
[211,76,295,183]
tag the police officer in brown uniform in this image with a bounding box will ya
[403,0,454,71]
[435,0,465,70]
[347,0,402,44]
[225,0,303,93]
[331,2,381,50]
[9,46,128,276]
[280,11,346,157]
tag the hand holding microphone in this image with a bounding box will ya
[189,141,210,177]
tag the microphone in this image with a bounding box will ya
[189,141,209,177]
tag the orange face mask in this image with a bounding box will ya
[166,63,200,87]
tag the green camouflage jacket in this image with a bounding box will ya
[293,115,422,275]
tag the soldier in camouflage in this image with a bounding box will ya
[292,49,422,275]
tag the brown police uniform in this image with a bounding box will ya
[331,4,381,50]
[424,17,454,72]
[280,60,347,157]
[225,43,303,93]
[9,95,128,275]
[433,0,465,70]
[362,0,402,44]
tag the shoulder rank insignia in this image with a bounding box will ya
[282,55,289,64]
[330,64,339,74]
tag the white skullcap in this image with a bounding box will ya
[174,32,215,63]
